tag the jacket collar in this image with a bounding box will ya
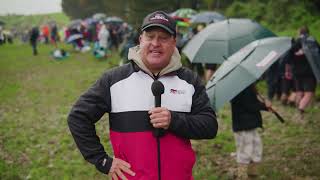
[128,45,182,78]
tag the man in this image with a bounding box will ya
[289,26,319,121]
[68,11,218,180]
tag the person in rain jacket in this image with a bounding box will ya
[68,11,218,180]
[231,84,272,179]
[98,23,110,50]
[289,26,319,121]
[30,26,39,55]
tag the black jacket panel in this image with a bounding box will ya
[231,86,267,132]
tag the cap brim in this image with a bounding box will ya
[141,24,174,35]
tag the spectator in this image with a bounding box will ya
[30,26,39,55]
[289,26,319,121]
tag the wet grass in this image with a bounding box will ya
[1,43,320,179]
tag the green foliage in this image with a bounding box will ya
[62,0,106,19]
[225,1,266,21]
[225,0,320,40]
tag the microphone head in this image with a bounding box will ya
[151,80,165,96]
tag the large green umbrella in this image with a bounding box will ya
[206,37,292,111]
[183,18,276,64]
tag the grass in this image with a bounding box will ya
[0,43,117,179]
[1,42,320,180]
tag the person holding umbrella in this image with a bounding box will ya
[289,26,320,121]
[231,83,272,179]
[68,11,218,179]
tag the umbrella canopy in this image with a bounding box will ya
[84,17,96,25]
[68,19,82,29]
[105,16,123,24]
[190,11,226,24]
[206,37,292,111]
[92,13,107,20]
[67,34,83,43]
[182,18,276,64]
[301,36,320,82]
[170,8,197,19]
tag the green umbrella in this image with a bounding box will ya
[183,18,276,64]
[206,37,292,111]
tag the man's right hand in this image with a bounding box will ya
[108,157,135,180]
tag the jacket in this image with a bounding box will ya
[68,46,218,179]
[231,85,267,132]
[290,36,316,78]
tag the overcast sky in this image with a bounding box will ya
[0,0,62,15]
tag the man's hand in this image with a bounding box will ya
[108,157,135,180]
[149,107,171,130]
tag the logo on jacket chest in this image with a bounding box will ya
[170,88,186,95]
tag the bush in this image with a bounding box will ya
[224,0,320,40]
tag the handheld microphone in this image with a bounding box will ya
[151,80,165,137]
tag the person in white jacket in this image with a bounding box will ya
[98,24,109,50]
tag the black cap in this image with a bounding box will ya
[141,11,176,36]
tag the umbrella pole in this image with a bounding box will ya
[257,94,285,123]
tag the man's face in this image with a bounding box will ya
[139,27,176,73]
